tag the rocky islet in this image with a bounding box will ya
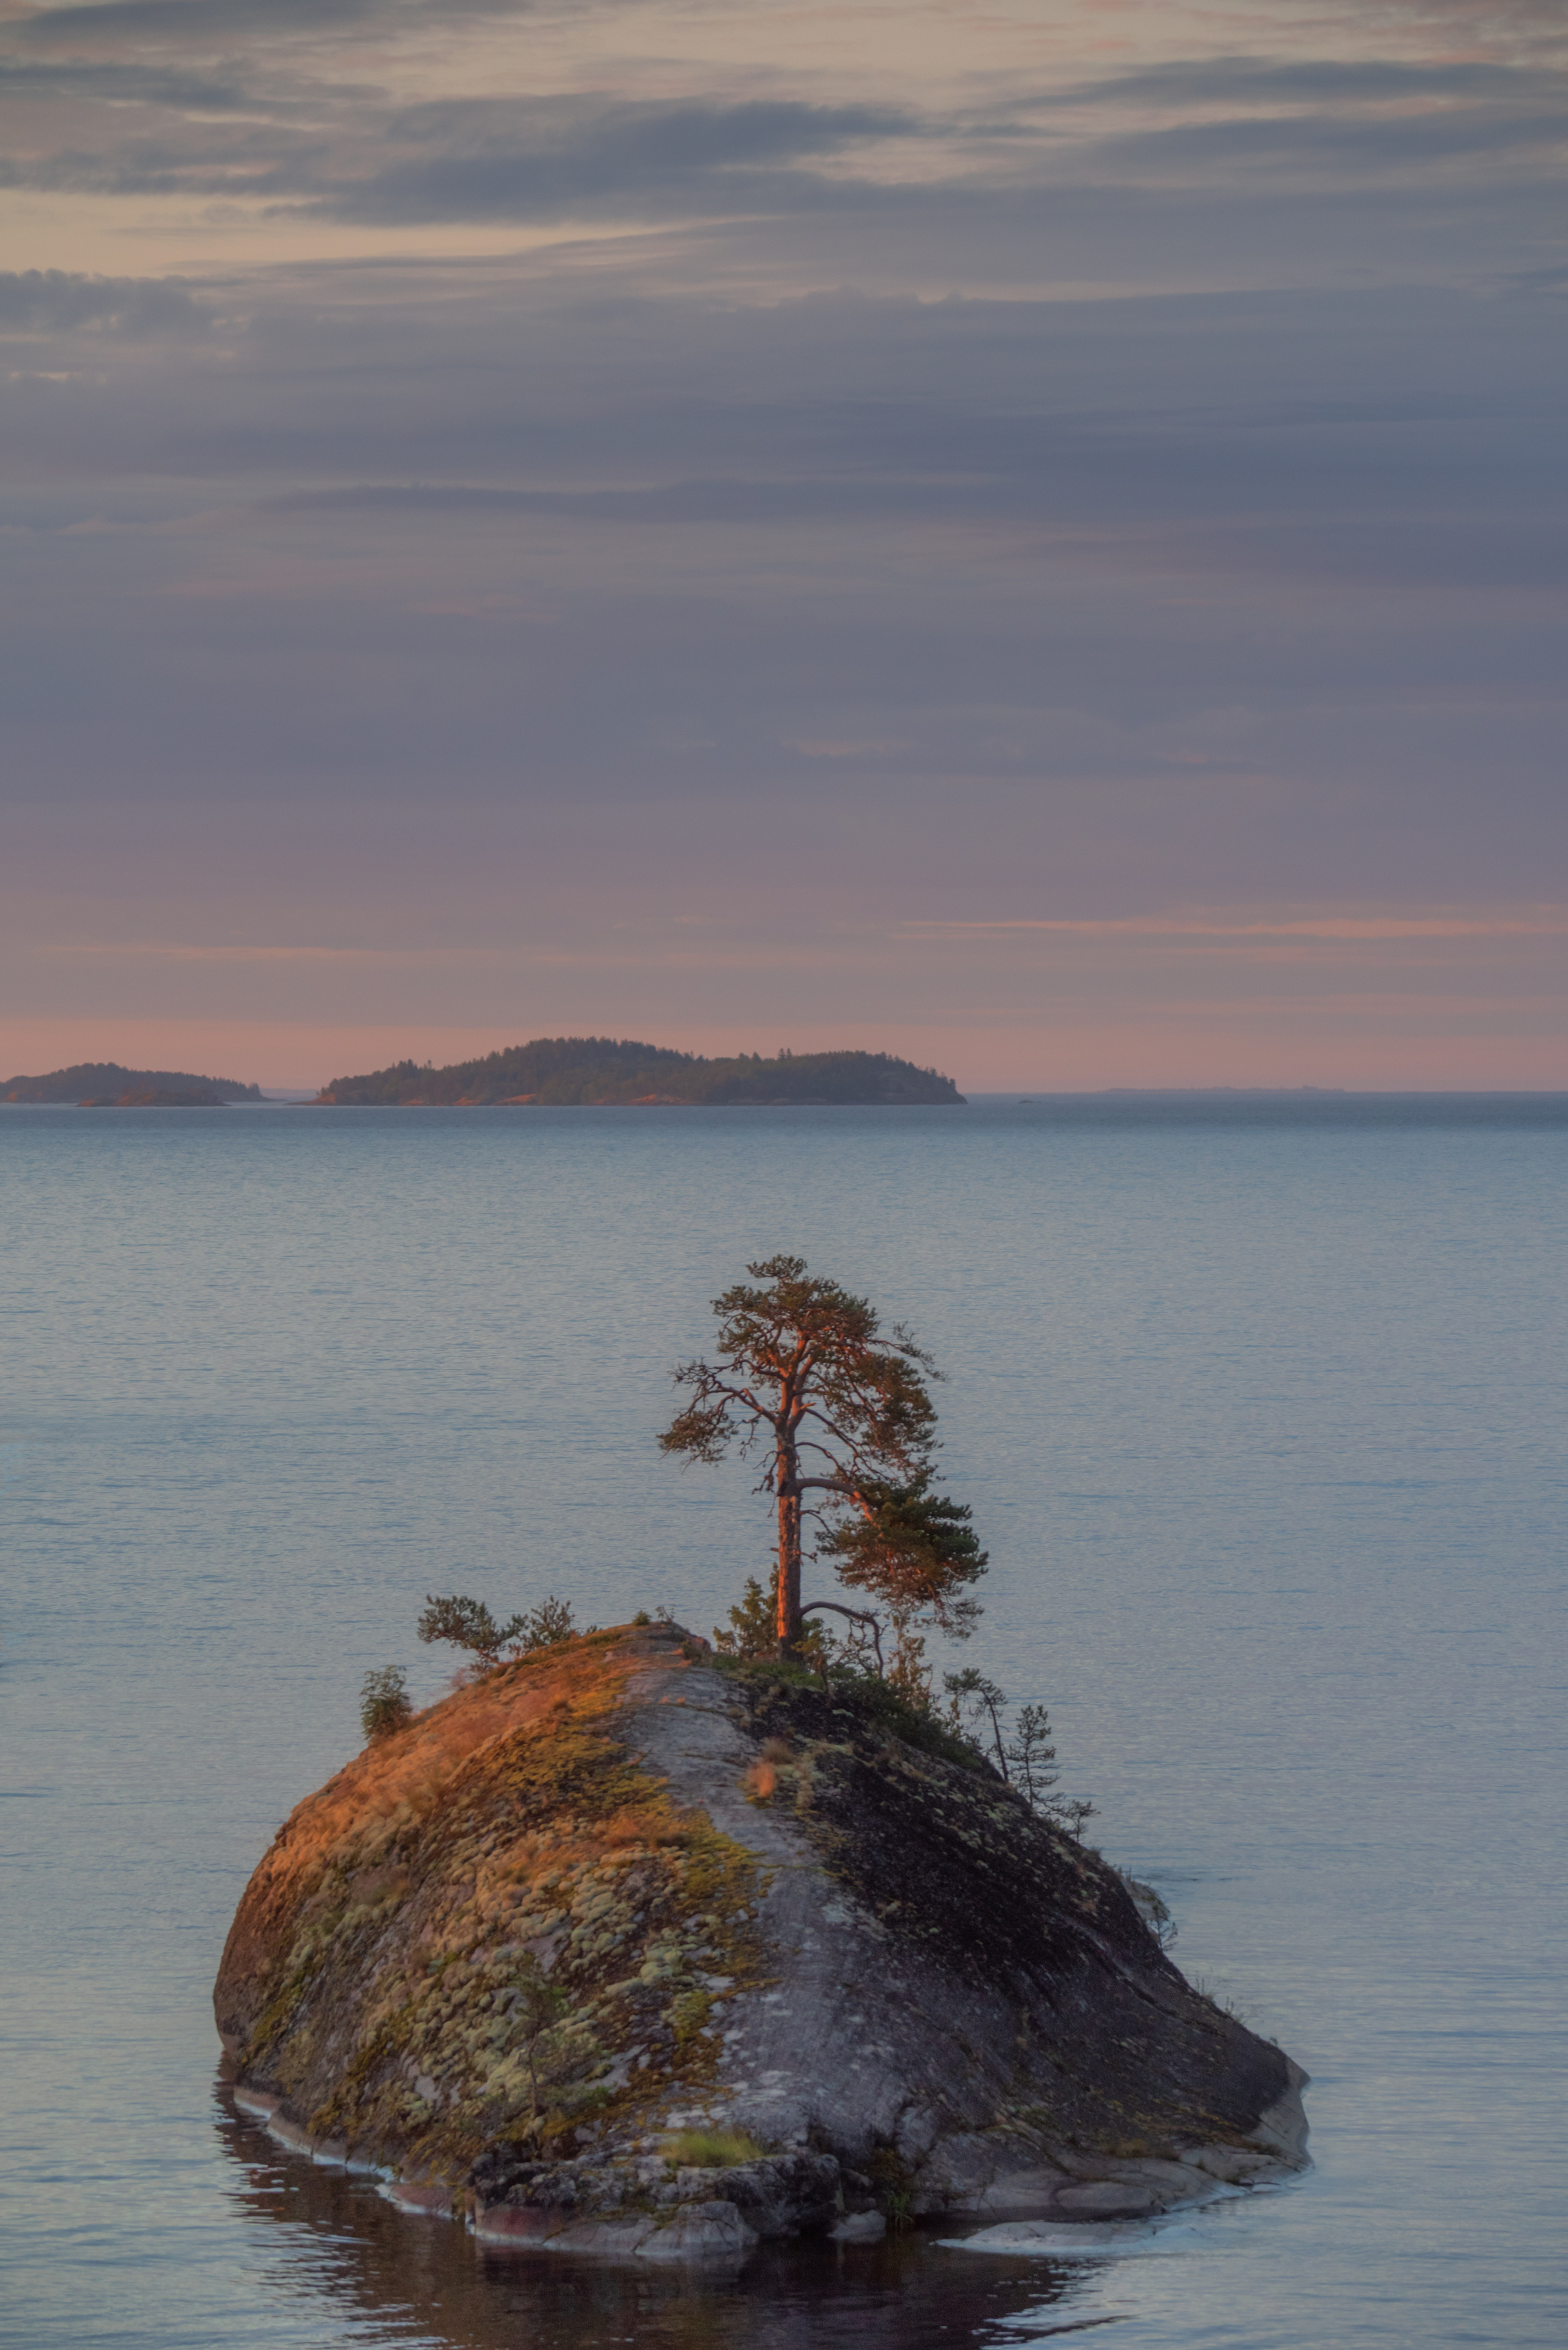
[215,1621,1307,2263]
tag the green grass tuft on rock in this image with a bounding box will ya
[660,2127,768,2168]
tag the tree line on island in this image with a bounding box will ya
[3,1039,963,1108]
[1,1061,262,1104]
[362,1254,1095,1841]
[314,1037,963,1107]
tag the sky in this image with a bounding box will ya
[2,0,1564,1090]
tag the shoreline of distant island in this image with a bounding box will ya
[5,1055,1563,1109]
[0,1044,963,1108]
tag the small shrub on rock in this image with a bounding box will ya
[359,1665,413,1743]
[712,1576,777,1658]
[417,1591,576,1673]
[522,1595,575,1649]
[944,1673,1097,1834]
[506,1955,577,2121]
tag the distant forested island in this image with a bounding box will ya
[1,1062,262,1104]
[315,1039,963,1107]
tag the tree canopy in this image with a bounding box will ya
[658,1254,987,1678]
[1,1061,261,1102]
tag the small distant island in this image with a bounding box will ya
[1,1062,262,1105]
[314,1039,964,1107]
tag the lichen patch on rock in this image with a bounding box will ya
[216,1626,770,2187]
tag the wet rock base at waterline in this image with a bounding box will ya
[215,1620,1308,2259]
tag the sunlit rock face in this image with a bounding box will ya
[215,1621,1306,2257]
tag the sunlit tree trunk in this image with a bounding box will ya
[775,1484,804,1652]
[775,1399,804,1652]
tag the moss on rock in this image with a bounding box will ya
[216,1626,770,2180]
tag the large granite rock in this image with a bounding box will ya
[215,1622,1306,2257]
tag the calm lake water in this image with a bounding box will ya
[3,1097,1565,2348]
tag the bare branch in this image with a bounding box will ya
[801,1599,885,1675]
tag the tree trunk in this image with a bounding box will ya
[775,1488,804,1652]
[775,1430,804,1653]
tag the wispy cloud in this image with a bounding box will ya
[15,0,391,40]
[45,941,509,962]
[902,912,1568,941]
[1034,58,1546,108]
[3,0,1563,1082]
[0,267,209,334]
[0,57,268,106]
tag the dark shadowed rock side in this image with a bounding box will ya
[215,1624,1306,2263]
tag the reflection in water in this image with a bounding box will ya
[215,2091,1104,2349]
